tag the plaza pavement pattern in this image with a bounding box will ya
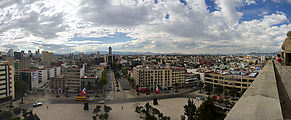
[33,98,202,120]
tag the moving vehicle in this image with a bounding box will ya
[98,100,105,104]
[75,96,87,101]
[33,102,43,107]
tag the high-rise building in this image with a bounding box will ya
[35,49,40,57]
[28,50,32,58]
[42,51,54,63]
[21,50,24,57]
[0,61,15,103]
[14,60,20,81]
[105,47,115,67]
[7,49,13,57]
[14,52,22,59]
[109,47,112,55]
[97,51,100,58]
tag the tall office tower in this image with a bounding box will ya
[97,51,100,58]
[14,52,22,59]
[35,49,40,57]
[7,49,13,57]
[0,61,15,102]
[28,50,32,57]
[109,47,112,55]
[21,50,24,57]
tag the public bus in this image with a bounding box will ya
[75,96,87,101]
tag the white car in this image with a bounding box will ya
[33,102,43,107]
[196,97,201,100]
[88,97,94,102]
[105,96,110,101]
[98,100,105,104]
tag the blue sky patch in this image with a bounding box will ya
[165,14,170,19]
[154,0,158,4]
[69,32,136,44]
[179,0,187,6]
[238,0,291,22]
[205,0,217,12]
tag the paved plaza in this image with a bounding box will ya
[33,98,202,120]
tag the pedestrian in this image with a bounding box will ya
[121,106,123,110]
[47,106,48,109]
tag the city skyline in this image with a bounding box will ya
[0,0,291,54]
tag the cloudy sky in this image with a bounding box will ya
[0,0,291,54]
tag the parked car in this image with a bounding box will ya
[105,96,110,101]
[88,97,94,102]
[33,102,43,107]
[98,100,105,104]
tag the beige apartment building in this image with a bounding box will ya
[50,65,85,92]
[204,73,255,92]
[42,51,54,63]
[50,75,66,91]
[132,66,185,90]
[0,61,15,103]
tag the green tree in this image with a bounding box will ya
[136,84,140,95]
[198,99,226,120]
[93,105,101,115]
[98,68,108,96]
[104,105,112,113]
[99,113,109,120]
[145,102,152,112]
[0,111,13,120]
[114,71,121,79]
[135,106,143,118]
[23,112,40,120]
[230,87,238,99]
[152,108,160,118]
[15,79,29,104]
[198,81,204,93]
[174,83,179,92]
[121,67,127,75]
[158,113,163,119]
[180,115,186,120]
[223,87,228,96]
[92,116,97,120]
[204,84,213,94]
[13,107,22,117]
[215,86,223,96]
[160,116,170,120]
[183,99,198,120]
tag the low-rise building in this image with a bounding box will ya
[204,72,256,92]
